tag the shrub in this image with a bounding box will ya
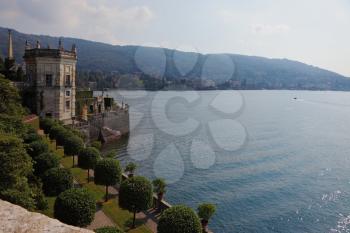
[78,147,100,182]
[0,188,36,210]
[42,167,73,196]
[125,162,137,177]
[64,135,84,167]
[158,205,201,233]
[27,140,49,158]
[197,203,216,221]
[91,140,102,150]
[55,127,71,146]
[49,124,64,141]
[39,117,56,134]
[23,132,41,144]
[119,176,153,228]
[94,159,122,201]
[54,188,95,227]
[33,152,60,176]
[94,226,123,233]
[0,134,32,190]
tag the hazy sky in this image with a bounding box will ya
[1,0,349,76]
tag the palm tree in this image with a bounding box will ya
[197,203,216,233]
[152,178,166,212]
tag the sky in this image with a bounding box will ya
[0,0,349,76]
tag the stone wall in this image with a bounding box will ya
[87,108,129,141]
[0,199,93,233]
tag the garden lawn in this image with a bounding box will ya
[46,138,152,233]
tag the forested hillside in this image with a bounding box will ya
[1,27,350,90]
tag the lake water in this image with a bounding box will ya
[105,90,350,233]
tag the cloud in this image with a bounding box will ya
[0,0,154,44]
[251,24,290,35]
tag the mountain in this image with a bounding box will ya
[1,26,350,90]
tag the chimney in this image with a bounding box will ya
[58,38,63,50]
[71,43,77,53]
[7,29,13,59]
[25,40,30,50]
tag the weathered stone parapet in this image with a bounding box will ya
[0,199,93,233]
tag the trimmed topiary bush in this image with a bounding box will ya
[78,147,100,182]
[64,135,84,167]
[119,176,153,228]
[27,140,49,158]
[94,226,124,233]
[158,205,202,233]
[54,188,96,227]
[91,140,102,150]
[42,167,73,196]
[33,152,60,176]
[39,117,56,135]
[55,127,71,147]
[49,124,64,148]
[94,158,122,201]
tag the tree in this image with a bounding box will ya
[152,178,167,212]
[27,139,49,158]
[55,127,71,147]
[0,134,32,190]
[125,162,137,177]
[78,147,100,182]
[39,117,56,135]
[54,188,95,227]
[42,167,73,196]
[119,176,153,228]
[0,134,35,210]
[197,203,216,232]
[49,124,65,149]
[94,159,122,201]
[33,152,60,176]
[0,75,24,116]
[158,205,202,233]
[64,135,83,167]
[23,132,41,144]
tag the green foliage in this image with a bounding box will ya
[91,140,102,150]
[0,75,24,116]
[0,187,36,210]
[33,152,60,176]
[28,174,48,210]
[158,205,202,233]
[64,135,83,156]
[0,114,27,136]
[55,127,71,146]
[119,176,153,213]
[94,227,124,233]
[39,117,56,135]
[94,159,122,187]
[78,147,100,170]
[49,124,64,141]
[27,139,49,158]
[42,167,73,196]
[197,203,216,221]
[152,178,167,194]
[0,134,32,190]
[125,162,137,174]
[54,188,96,227]
[24,132,41,143]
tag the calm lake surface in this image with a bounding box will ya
[105,90,350,233]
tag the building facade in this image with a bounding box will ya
[23,40,77,124]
